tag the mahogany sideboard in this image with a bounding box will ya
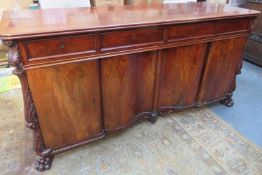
[0,2,259,171]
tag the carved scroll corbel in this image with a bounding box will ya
[3,40,54,171]
[236,58,243,75]
[221,54,244,107]
[3,41,38,132]
[220,17,253,107]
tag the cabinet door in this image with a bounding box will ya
[197,37,247,103]
[27,60,102,148]
[101,51,157,131]
[158,43,207,111]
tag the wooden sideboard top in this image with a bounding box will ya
[0,2,259,40]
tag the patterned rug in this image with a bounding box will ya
[0,89,262,175]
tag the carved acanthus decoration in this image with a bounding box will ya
[236,58,243,75]
[220,56,243,107]
[3,40,53,171]
[15,71,47,155]
[3,40,23,69]
[2,40,15,47]
[25,90,39,130]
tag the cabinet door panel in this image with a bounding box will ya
[158,44,207,109]
[27,60,102,148]
[198,37,247,103]
[101,51,157,131]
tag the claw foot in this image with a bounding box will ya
[35,155,54,171]
[148,111,158,124]
[221,95,234,107]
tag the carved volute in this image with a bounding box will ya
[2,40,53,171]
[2,40,23,70]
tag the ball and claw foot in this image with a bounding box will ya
[221,95,234,107]
[35,156,54,171]
[148,112,158,124]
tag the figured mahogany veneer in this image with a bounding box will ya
[167,22,216,41]
[216,18,250,34]
[158,44,208,110]
[24,34,96,60]
[27,61,102,148]
[101,27,164,50]
[0,2,259,171]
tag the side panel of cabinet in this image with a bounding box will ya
[197,37,247,103]
[101,51,157,131]
[157,44,208,110]
[26,60,102,148]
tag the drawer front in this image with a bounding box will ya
[24,34,96,59]
[216,18,250,34]
[101,27,164,50]
[167,22,216,41]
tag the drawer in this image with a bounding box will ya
[167,22,216,41]
[216,18,250,34]
[24,34,96,59]
[101,27,164,50]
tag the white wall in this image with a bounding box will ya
[39,0,90,9]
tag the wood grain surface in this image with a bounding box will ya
[0,2,259,171]
[101,27,163,50]
[197,37,247,103]
[27,61,102,148]
[24,34,96,59]
[0,2,259,39]
[101,51,157,131]
[158,44,207,110]
[167,22,216,41]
